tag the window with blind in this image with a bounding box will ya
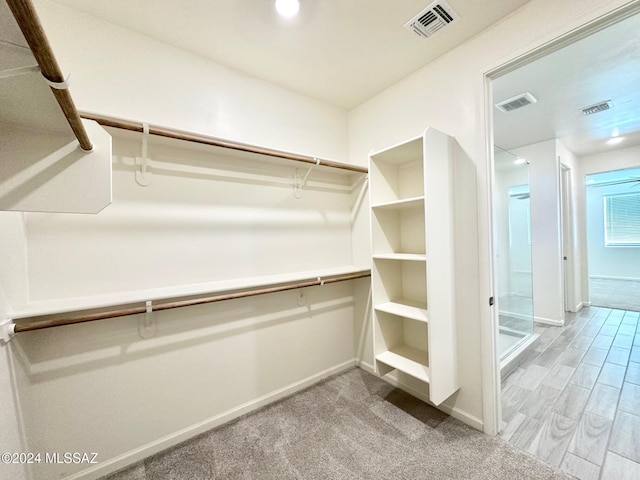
[604,193,640,246]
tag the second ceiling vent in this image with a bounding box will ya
[405,1,459,39]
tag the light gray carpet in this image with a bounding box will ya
[102,368,571,480]
[590,277,640,312]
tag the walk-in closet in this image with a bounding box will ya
[2,1,639,479]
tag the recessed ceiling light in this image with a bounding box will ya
[275,0,299,19]
[513,158,527,165]
[606,136,624,145]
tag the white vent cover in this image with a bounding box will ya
[405,1,459,39]
[582,100,612,115]
[495,92,538,113]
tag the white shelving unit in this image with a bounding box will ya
[369,128,458,406]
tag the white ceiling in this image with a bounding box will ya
[492,10,640,157]
[48,0,530,109]
[42,1,640,159]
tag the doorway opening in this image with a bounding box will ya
[484,3,640,476]
[586,167,640,312]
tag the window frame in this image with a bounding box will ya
[603,192,640,247]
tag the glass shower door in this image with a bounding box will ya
[494,148,534,359]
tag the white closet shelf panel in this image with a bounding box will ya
[9,265,371,319]
[373,253,427,262]
[376,345,430,383]
[371,196,424,211]
[374,301,428,323]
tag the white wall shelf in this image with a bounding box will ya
[369,128,458,406]
[371,196,424,210]
[8,265,370,320]
[372,254,427,262]
[374,301,428,323]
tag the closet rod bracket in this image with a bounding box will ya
[293,158,320,198]
[1,321,16,344]
[138,300,156,339]
[42,72,70,90]
[136,123,153,186]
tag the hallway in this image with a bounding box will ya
[589,278,640,312]
[501,306,640,479]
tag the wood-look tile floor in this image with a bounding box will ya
[501,306,640,480]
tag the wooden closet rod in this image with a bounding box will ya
[80,112,369,174]
[6,0,93,152]
[12,271,371,334]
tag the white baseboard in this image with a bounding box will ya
[590,275,640,282]
[356,360,483,431]
[571,302,586,313]
[67,360,357,480]
[534,316,564,326]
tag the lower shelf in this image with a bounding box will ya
[375,345,430,383]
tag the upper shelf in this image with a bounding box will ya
[80,112,369,176]
[0,0,112,214]
[0,2,69,135]
[2,0,91,149]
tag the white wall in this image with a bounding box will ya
[24,135,354,301]
[513,140,564,325]
[0,284,28,480]
[494,138,585,324]
[349,0,634,429]
[0,212,29,479]
[2,130,362,480]
[0,2,361,479]
[33,0,349,163]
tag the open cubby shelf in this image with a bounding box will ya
[374,301,428,323]
[371,196,425,210]
[376,346,430,383]
[372,254,426,261]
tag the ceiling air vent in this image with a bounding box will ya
[582,100,612,115]
[495,92,538,113]
[405,1,459,39]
